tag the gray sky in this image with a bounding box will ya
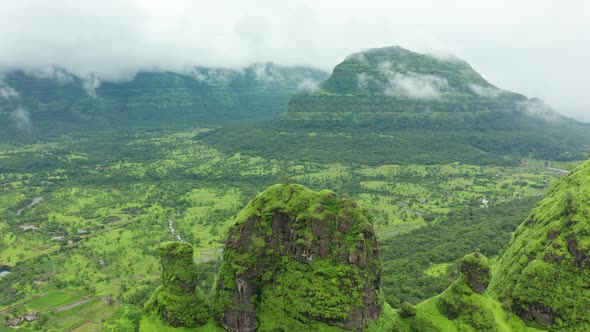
[1,0,589,121]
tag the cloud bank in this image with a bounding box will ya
[11,107,32,132]
[0,0,588,120]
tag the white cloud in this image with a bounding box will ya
[11,107,31,132]
[252,63,283,83]
[519,98,562,122]
[0,1,588,120]
[356,73,372,91]
[0,83,19,99]
[356,62,449,99]
[469,84,500,98]
[81,74,101,98]
[297,78,320,91]
[384,72,448,99]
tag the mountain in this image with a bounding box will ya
[490,159,590,330]
[0,64,328,141]
[287,45,527,123]
[202,46,590,165]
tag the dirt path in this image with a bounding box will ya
[545,166,570,174]
[54,297,91,312]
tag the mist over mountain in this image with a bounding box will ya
[202,46,590,166]
[0,63,328,141]
[1,1,589,121]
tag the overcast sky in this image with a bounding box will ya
[1,0,589,121]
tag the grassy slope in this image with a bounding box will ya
[490,160,590,330]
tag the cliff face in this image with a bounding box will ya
[144,242,209,327]
[213,184,382,331]
[490,160,590,330]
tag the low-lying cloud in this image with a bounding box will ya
[384,72,448,99]
[357,62,449,99]
[0,83,19,99]
[519,98,562,123]
[297,78,320,91]
[0,1,588,120]
[469,84,500,98]
[81,75,101,98]
[11,107,31,132]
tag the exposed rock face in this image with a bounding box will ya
[145,242,209,327]
[490,160,590,330]
[459,253,490,294]
[213,184,382,331]
[434,253,496,331]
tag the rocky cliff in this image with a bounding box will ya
[213,184,382,331]
[144,242,209,327]
[490,160,590,330]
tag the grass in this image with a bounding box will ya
[46,298,116,331]
[139,316,225,332]
[25,290,83,311]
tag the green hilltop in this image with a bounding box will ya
[183,184,383,331]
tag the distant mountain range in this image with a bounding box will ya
[2,45,589,164]
[0,64,328,141]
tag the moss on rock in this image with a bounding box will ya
[460,253,490,294]
[145,242,209,327]
[213,184,382,331]
[490,160,590,330]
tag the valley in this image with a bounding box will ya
[1,45,589,331]
[0,127,577,331]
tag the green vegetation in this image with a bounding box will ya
[0,126,573,331]
[490,160,590,330]
[2,45,590,331]
[145,242,209,327]
[380,197,540,306]
[213,184,382,331]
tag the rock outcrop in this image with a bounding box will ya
[145,242,209,327]
[213,184,382,331]
[460,253,490,294]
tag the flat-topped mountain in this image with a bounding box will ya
[203,46,590,165]
[287,46,527,120]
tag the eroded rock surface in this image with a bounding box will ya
[213,184,382,331]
